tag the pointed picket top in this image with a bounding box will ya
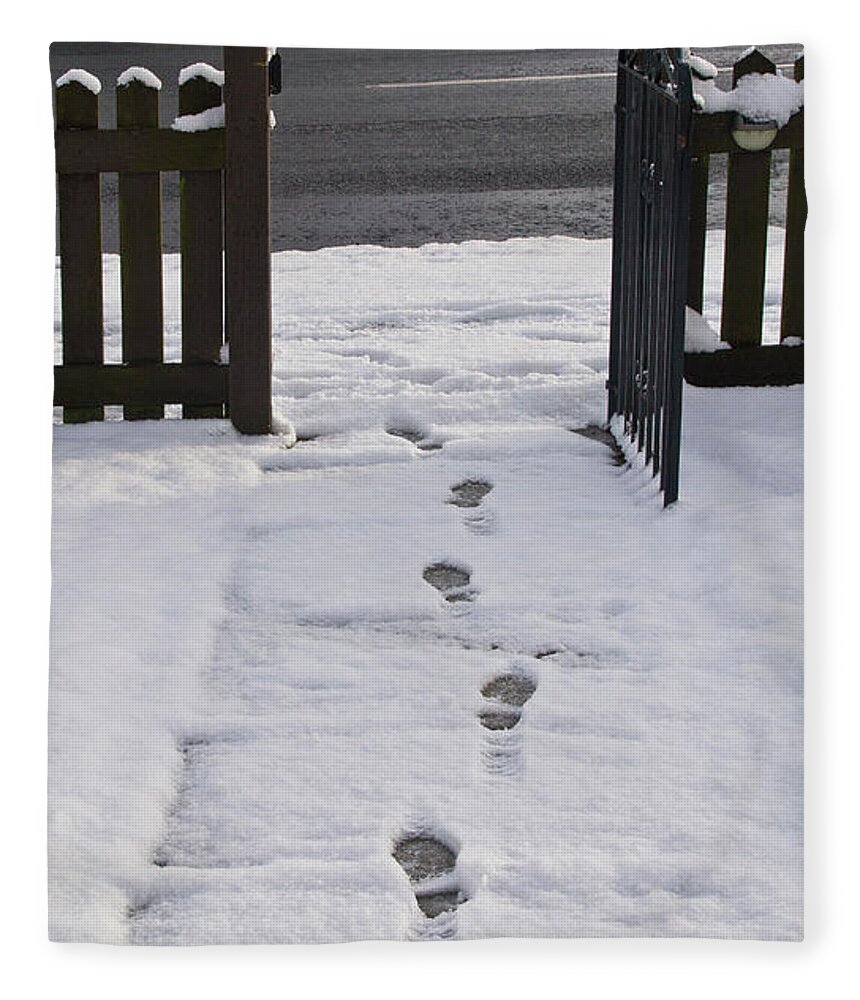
[733,48,777,86]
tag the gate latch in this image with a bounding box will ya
[640,160,657,203]
[268,50,282,95]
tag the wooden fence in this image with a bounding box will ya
[53,46,272,433]
[684,49,805,386]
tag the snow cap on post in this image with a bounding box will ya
[178,62,225,88]
[56,68,102,93]
[687,53,718,81]
[117,66,162,90]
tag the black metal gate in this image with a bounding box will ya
[607,49,693,506]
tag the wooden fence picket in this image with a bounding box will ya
[179,68,225,418]
[686,151,708,315]
[56,76,104,423]
[781,54,805,342]
[117,73,164,419]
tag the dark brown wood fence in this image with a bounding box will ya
[53,46,272,433]
[685,49,805,387]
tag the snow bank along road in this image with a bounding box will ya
[49,43,800,251]
[49,236,802,943]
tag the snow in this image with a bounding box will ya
[694,71,803,127]
[687,53,718,80]
[697,227,790,346]
[116,66,162,90]
[685,307,729,353]
[170,105,276,132]
[55,68,101,94]
[178,62,224,88]
[50,235,802,945]
[171,104,224,132]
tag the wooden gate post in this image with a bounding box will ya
[223,46,272,435]
[781,54,805,342]
[720,49,776,347]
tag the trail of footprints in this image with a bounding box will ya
[395,478,540,934]
[420,480,495,604]
[134,473,551,941]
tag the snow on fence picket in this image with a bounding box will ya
[684,48,805,387]
[53,47,273,433]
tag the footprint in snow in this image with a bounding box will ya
[479,671,537,775]
[448,479,493,508]
[386,426,442,451]
[392,833,465,937]
[571,424,626,467]
[422,562,477,604]
[447,479,495,534]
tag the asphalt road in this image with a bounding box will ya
[50,43,800,251]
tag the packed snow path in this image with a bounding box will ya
[129,430,636,943]
[49,236,802,943]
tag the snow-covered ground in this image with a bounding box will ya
[49,234,802,944]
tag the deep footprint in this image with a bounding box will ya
[478,708,522,730]
[423,562,476,603]
[387,427,424,444]
[387,427,442,451]
[448,479,493,508]
[571,424,626,466]
[392,835,462,919]
[481,673,537,707]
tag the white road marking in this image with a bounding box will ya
[368,71,617,89]
[366,64,796,90]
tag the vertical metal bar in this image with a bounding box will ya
[650,93,671,477]
[660,73,682,499]
[617,64,638,433]
[658,92,679,475]
[643,83,660,461]
[662,58,693,506]
[629,70,648,440]
[637,80,656,453]
[607,56,629,423]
